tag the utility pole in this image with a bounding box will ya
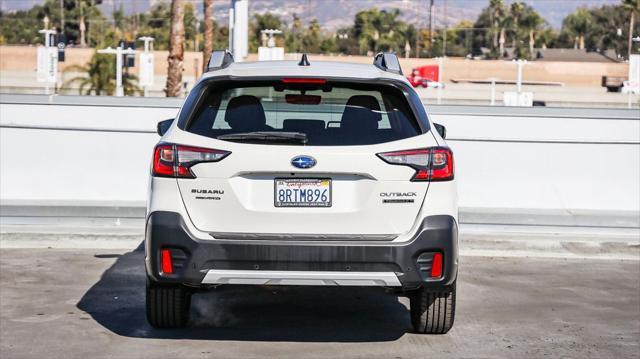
[415,0,421,58]
[442,0,447,57]
[428,0,434,57]
[437,56,444,104]
[79,1,86,46]
[60,0,64,33]
[516,59,526,93]
[98,44,136,97]
[629,9,636,60]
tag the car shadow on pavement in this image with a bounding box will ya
[76,242,410,342]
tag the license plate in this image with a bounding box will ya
[274,178,332,207]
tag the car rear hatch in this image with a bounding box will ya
[161,78,444,239]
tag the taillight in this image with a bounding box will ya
[377,147,454,181]
[152,144,230,178]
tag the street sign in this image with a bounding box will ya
[56,34,66,62]
[57,41,65,62]
[139,52,155,86]
[36,46,58,83]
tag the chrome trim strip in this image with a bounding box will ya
[201,269,402,286]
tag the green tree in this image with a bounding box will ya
[136,3,172,50]
[473,5,499,58]
[351,8,407,55]
[556,3,639,57]
[562,8,593,49]
[250,12,283,52]
[0,0,105,46]
[183,2,198,51]
[63,52,141,96]
[507,2,525,51]
[285,14,303,52]
[520,6,546,59]
[449,21,476,57]
[489,0,507,57]
[623,0,639,58]
[302,19,322,53]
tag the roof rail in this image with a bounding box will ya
[373,52,403,75]
[207,50,234,72]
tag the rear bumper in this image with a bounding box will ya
[145,211,458,290]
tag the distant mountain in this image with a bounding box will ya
[0,0,622,30]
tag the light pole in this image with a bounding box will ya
[98,44,137,97]
[488,77,498,106]
[515,59,527,93]
[436,56,445,104]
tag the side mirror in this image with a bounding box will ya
[434,123,446,139]
[157,118,174,136]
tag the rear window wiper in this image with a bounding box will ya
[216,131,308,145]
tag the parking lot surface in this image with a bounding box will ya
[0,245,638,359]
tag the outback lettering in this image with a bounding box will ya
[379,192,417,197]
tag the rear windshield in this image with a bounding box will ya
[185,80,422,146]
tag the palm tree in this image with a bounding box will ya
[166,0,185,97]
[521,8,544,59]
[623,0,639,59]
[563,8,592,50]
[508,2,525,51]
[202,0,214,71]
[489,0,505,55]
[63,52,141,96]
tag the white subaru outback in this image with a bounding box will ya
[146,52,458,334]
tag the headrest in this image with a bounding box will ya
[224,95,266,131]
[340,95,382,131]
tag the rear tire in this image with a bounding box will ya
[409,282,456,334]
[146,279,191,328]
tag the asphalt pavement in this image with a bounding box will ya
[1,243,638,358]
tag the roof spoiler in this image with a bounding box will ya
[373,52,403,75]
[207,50,234,72]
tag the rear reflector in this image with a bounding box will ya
[161,249,173,274]
[377,147,454,181]
[153,143,230,178]
[431,252,443,278]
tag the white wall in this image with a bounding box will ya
[1,97,638,226]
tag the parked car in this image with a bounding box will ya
[146,52,458,334]
[407,65,444,88]
[601,76,626,92]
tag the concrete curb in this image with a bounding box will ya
[2,223,638,260]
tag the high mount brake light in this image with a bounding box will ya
[281,78,327,84]
[377,147,454,182]
[153,144,230,178]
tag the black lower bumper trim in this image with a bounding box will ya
[145,212,458,290]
